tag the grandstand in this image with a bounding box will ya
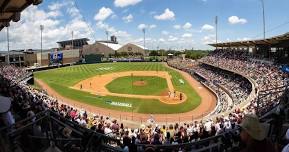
[1,1,289,152]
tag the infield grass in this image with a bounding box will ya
[106,76,168,95]
[34,62,201,114]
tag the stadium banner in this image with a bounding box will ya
[281,65,289,74]
[49,50,63,65]
[105,100,132,108]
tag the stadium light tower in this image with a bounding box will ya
[40,25,44,66]
[215,16,218,51]
[6,27,10,64]
[105,30,109,46]
[142,28,146,51]
[71,31,74,49]
[260,0,266,39]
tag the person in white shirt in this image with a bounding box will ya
[224,118,231,131]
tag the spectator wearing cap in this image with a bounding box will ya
[239,114,276,152]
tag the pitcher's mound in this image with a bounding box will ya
[133,81,147,86]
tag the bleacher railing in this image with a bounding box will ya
[0,110,124,152]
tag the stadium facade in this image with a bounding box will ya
[0,35,148,67]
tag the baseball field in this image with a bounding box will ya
[34,62,202,114]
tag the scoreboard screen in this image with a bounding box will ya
[49,50,63,65]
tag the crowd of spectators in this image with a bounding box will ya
[0,65,244,151]
[200,50,288,115]
[0,50,288,152]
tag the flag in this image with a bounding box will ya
[215,16,218,25]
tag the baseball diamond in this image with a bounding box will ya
[34,62,216,118]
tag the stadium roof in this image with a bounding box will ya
[128,43,148,50]
[56,38,90,45]
[209,32,289,48]
[0,0,42,31]
[98,42,122,50]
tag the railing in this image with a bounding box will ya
[0,110,124,152]
[135,129,239,152]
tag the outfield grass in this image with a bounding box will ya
[34,62,201,114]
[106,76,168,95]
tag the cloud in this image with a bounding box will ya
[159,38,165,42]
[173,25,181,30]
[161,31,169,35]
[95,21,131,41]
[202,34,215,44]
[114,0,142,8]
[154,8,175,21]
[0,1,94,50]
[94,7,114,21]
[122,14,133,23]
[201,24,214,31]
[137,24,156,30]
[228,16,247,24]
[237,37,251,41]
[168,35,178,41]
[183,22,192,30]
[137,24,146,30]
[48,2,64,11]
[182,33,192,38]
[149,24,156,29]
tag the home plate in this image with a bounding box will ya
[198,87,202,89]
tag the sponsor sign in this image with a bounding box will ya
[97,67,113,71]
[105,100,132,108]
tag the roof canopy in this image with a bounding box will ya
[209,32,289,48]
[57,38,89,45]
[0,0,42,31]
[98,42,122,50]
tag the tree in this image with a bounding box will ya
[149,50,158,56]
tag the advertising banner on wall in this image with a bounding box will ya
[49,49,63,65]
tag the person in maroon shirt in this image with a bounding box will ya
[239,114,277,152]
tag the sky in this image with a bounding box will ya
[1,0,289,51]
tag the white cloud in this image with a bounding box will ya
[96,21,116,33]
[137,24,147,30]
[95,21,131,41]
[237,37,251,41]
[201,24,214,31]
[94,7,114,21]
[159,38,165,42]
[183,22,192,30]
[161,31,169,35]
[114,0,142,8]
[168,35,178,41]
[202,34,215,44]
[182,33,192,38]
[137,24,156,30]
[154,8,175,21]
[228,16,247,24]
[173,25,181,29]
[48,2,64,11]
[122,14,133,23]
[149,24,157,29]
[0,2,94,50]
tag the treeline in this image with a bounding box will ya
[148,49,210,60]
[184,50,209,59]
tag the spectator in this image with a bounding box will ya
[239,114,276,152]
